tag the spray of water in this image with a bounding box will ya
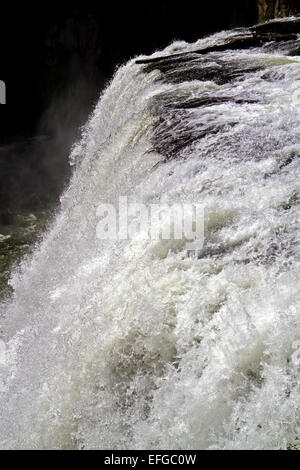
[1,22,300,450]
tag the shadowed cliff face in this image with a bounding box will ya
[0,1,258,141]
[0,1,259,215]
[2,1,300,141]
[1,1,299,216]
[257,0,300,22]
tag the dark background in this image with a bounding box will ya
[0,1,258,215]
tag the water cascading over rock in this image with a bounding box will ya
[1,18,300,450]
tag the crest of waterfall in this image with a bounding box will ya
[1,19,300,450]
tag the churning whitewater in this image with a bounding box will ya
[2,19,300,450]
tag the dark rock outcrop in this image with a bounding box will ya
[252,16,300,32]
[136,32,297,67]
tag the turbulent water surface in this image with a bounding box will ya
[2,19,300,450]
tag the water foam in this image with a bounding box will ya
[1,26,300,449]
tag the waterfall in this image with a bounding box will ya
[1,19,300,450]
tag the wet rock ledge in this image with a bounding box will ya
[136,19,300,66]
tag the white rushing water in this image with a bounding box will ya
[1,22,300,450]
